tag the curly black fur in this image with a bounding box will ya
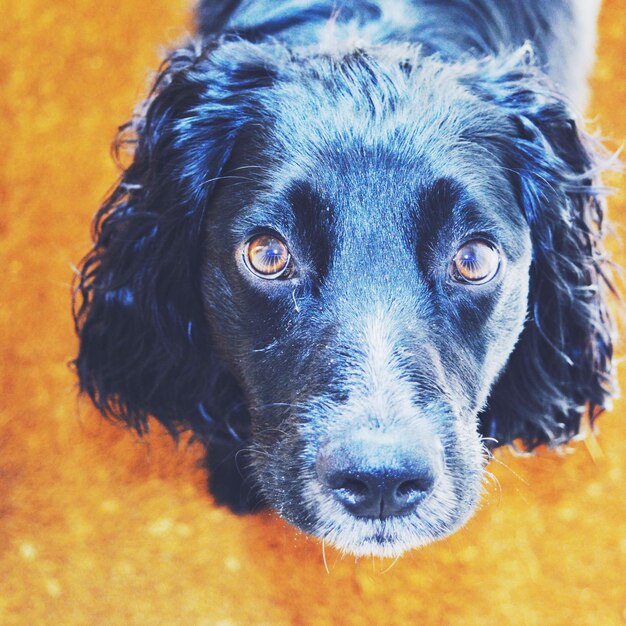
[73,0,615,555]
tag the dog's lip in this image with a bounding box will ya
[319,518,430,557]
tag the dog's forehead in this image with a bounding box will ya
[266,51,503,155]
[254,92,521,242]
[256,52,521,222]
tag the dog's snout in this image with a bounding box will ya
[316,431,440,519]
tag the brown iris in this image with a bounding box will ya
[243,234,291,279]
[452,240,500,284]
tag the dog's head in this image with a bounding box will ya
[74,40,613,556]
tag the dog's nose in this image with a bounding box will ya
[321,465,435,518]
[316,431,440,519]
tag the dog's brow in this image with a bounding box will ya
[285,180,335,279]
[410,177,463,241]
[286,180,334,225]
[417,177,503,233]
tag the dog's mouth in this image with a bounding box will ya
[312,498,448,558]
[292,453,481,558]
[318,516,444,559]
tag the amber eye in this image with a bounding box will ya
[452,240,500,284]
[243,234,292,279]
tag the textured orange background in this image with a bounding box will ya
[1,1,625,624]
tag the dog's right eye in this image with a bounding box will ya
[243,234,292,279]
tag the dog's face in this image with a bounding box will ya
[200,51,533,555]
[74,41,613,558]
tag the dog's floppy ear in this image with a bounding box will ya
[465,48,616,449]
[73,40,277,438]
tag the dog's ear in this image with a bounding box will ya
[464,48,616,449]
[73,40,277,438]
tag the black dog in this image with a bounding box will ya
[74,0,614,557]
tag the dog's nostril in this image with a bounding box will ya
[396,478,431,500]
[333,476,370,505]
[337,477,369,497]
[327,472,376,513]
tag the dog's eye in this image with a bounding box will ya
[452,240,500,285]
[243,234,292,279]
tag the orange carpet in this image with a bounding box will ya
[1,1,625,624]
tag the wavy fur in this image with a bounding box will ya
[73,0,616,553]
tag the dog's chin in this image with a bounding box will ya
[314,514,465,559]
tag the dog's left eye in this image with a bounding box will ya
[243,234,292,279]
[451,240,500,285]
